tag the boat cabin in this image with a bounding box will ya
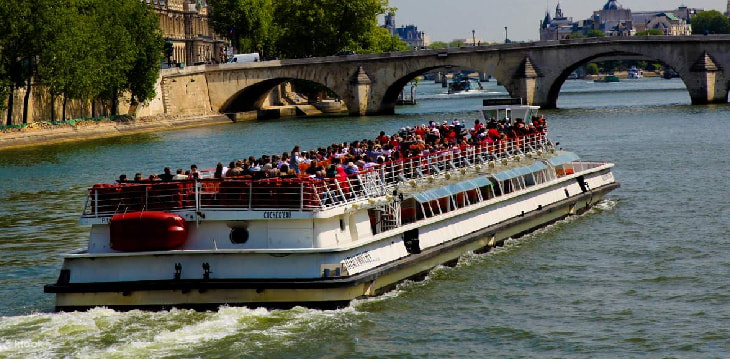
[479,98,541,124]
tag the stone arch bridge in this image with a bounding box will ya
[159,36,730,117]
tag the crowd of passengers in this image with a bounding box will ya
[117,116,547,184]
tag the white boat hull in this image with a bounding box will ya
[49,176,618,311]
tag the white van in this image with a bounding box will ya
[227,53,260,64]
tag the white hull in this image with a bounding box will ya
[48,159,618,310]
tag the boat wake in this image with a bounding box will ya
[0,198,619,358]
[0,305,363,358]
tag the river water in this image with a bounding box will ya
[0,78,728,358]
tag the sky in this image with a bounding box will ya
[387,0,728,42]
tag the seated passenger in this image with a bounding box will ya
[158,167,174,182]
[172,169,188,181]
[117,174,128,184]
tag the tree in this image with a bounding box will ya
[208,0,274,55]
[691,10,730,34]
[272,0,391,58]
[124,0,164,111]
[359,27,409,54]
[585,63,599,75]
[448,39,466,48]
[429,41,448,50]
[586,29,606,38]
[91,0,162,115]
[635,29,664,36]
[0,0,50,125]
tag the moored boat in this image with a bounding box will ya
[45,98,620,311]
[594,74,620,83]
[627,66,643,79]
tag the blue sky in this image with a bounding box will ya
[387,0,728,42]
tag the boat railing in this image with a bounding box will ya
[81,132,551,217]
[554,160,610,177]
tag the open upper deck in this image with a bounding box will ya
[82,132,552,219]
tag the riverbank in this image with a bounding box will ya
[0,114,233,151]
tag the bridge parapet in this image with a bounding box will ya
[158,36,730,117]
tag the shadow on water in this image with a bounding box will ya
[0,133,161,168]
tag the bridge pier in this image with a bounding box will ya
[348,66,374,116]
[685,52,728,105]
[504,57,549,107]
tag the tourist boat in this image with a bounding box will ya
[448,74,484,94]
[45,99,620,311]
[627,66,643,79]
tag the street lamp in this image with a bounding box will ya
[472,29,476,47]
[504,26,509,43]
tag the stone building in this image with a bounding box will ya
[540,0,702,40]
[383,13,430,49]
[592,0,634,36]
[540,2,576,40]
[144,0,228,66]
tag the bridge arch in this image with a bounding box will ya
[379,63,493,115]
[544,50,691,108]
[219,78,348,115]
[535,41,727,108]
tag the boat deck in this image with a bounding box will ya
[83,133,551,217]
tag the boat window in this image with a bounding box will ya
[229,227,249,244]
[480,185,493,201]
[502,180,513,194]
[339,217,346,231]
[524,173,536,187]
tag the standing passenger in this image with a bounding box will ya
[291,145,301,174]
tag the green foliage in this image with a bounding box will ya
[273,0,390,58]
[586,29,606,38]
[635,29,665,36]
[208,0,274,55]
[448,39,466,48]
[358,27,409,54]
[567,32,586,39]
[0,0,163,122]
[691,10,730,34]
[585,63,599,75]
[647,63,663,72]
[209,0,407,58]
[429,41,448,50]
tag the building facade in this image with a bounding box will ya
[540,0,702,41]
[384,13,430,49]
[540,2,576,40]
[144,0,227,66]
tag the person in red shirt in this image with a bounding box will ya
[377,131,389,145]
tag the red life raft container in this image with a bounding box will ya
[109,211,188,252]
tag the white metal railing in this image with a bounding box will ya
[81,132,552,216]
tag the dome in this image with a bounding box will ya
[603,0,621,10]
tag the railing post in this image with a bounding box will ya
[248,182,252,209]
[195,180,201,212]
[94,189,99,218]
[300,182,304,210]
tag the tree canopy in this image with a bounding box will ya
[635,29,665,36]
[1,0,163,125]
[208,0,408,58]
[691,10,730,34]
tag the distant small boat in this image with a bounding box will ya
[663,70,679,79]
[594,75,620,83]
[448,74,484,94]
[567,72,579,80]
[627,67,643,79]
